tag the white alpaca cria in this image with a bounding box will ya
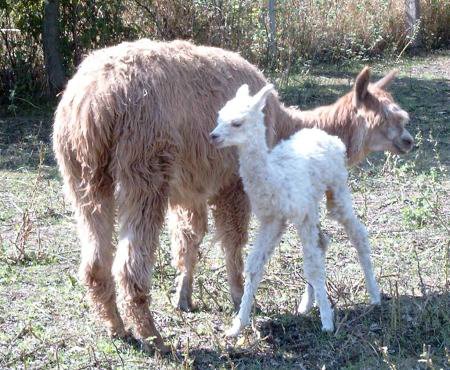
[210,84,381,337]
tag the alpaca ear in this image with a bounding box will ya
[353,67,370,108]
[252,84,274,111]
[374,69,398,90]
[235,84,250,99]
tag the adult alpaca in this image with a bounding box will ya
[53,39,413,351]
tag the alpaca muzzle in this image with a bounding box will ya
[209,132,224,147]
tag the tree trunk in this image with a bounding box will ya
[405,0,421,51]
[268,0,276,67]
[43,0,65,95]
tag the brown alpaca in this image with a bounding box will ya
[53,39,413,351]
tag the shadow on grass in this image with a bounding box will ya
[0,69,448,176]
[0,115,58,177]
[183,292,449,369]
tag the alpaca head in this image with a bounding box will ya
[210,84,274,148]
[351,67,414,156]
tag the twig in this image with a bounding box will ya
[54,344,60,370]
[14,97,43,110]
[413,244,427,296]
[198,279,223,310]
[341,305,375,329]
[334,310,350,337]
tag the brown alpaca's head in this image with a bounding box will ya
[351,67,414,160]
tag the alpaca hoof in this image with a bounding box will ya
[109,327,132,340]
[225,317,244,337]
[120,331,170,354]
[136,338,170,355]
[174,301,194,312]
[173,295,194,312]
[152,339,171,355]
[139,332,171,354]
[321,322,334,332]
[297,299,314,315]
[371,297,381,305]
[321,309,334,332]
[370,292,382,305]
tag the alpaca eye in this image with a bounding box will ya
[232,120,243,128]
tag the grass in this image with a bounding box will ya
[0,51,449,369]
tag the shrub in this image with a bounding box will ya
[0,0,449,110]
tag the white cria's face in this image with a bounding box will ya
[209,84,274,148]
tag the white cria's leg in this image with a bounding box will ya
[225,218,285,337]
[298,229,328,314]
[326,188,381,305]
[298,220,334,332]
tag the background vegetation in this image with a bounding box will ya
[1,0,450,110]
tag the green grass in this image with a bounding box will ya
[0,52,449,369]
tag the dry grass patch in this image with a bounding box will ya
[0,53,449,369]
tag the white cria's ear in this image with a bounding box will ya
[235,84,250,99]
[251,84,274,112]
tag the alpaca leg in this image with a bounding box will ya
[77,196,125,338]
[169,201,207,311]
[326,189,381,304]
[298,229,328,314]
[298,220,334,332]
[113,185,169,353]
[211,180,250,309]
[298,283,315,315]
[226,218,285,337]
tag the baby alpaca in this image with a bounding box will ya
[210,84,380,337]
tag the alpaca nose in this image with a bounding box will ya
[402,137,413,147]
[209,133,219,142]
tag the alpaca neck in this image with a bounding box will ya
[274,96,365,165]
[237,127,271,196]
[276,104,337,138]
[273,103,306,142]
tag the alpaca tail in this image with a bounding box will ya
[53,80,115,211]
